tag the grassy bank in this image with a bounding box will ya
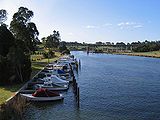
[31,52,61,78]
[0,84,24,104]
[118,51,160,58]
[0,52,61,104]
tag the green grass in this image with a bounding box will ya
[31,52,61,78]
[0,52,62,104]
[0,84,23,104]
[31,55,44,61]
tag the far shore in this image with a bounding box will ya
[111,51,160,58]
[88,50,160,58]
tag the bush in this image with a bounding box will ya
[0,56,10,85]
[43,50,55,58]
[59,45,70,54]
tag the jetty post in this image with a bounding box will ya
[77,87,80,108]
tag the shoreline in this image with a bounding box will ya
[89,50,160,59]
[112,52,160,59]
[72,50,160,59]
[0,53,62,119]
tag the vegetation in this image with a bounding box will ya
[0,6,69,120]
[0,51,61,106]
[0,7,39,85]
[0,9,7,25]
[121,51,160,58]
[42,30,70,55]
[0,6,62,104]
[31,52,61,78]
[131,40,160,52]
[42,30,60,49]
[66,40,160,54]
[0,84,23,104]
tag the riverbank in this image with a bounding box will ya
[0,52,62,105]
[114,51,160,58]
[0,52,62,120]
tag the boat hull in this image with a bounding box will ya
[20,94,64,101]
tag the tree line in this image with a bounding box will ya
[65,40,160,52]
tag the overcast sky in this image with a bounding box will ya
[1,0,160,43]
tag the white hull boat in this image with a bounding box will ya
[20,88,64,101]
[35,81,69,91]
[21,93,64,101]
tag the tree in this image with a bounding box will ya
[52,30,60,47]
[0,9,7,25]
[59,43,70,54]
[116,42,126,47]
[41,37,46,44]
[0,7,39,84]
[10,7,39,52]
[27,22,39,51]
[0,25,15,56]
[7,7,38,83]
[7,46,25,82]
[7,45,32,83]
[132,40,160,52]
[44,30,61,49]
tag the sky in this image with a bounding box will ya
[1,0,160,43]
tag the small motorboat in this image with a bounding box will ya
[50,75,69,84]
[39,75,69,85]
[35,80,69,91]
[20,88,64,101]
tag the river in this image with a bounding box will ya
[24,51,160,120]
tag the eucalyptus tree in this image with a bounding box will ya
[27,22,39,51]
[8,7,39,83]
[0,24,15,57]
[0,24,16,84]
[0,9,7,25]
[53,30,61,47]
[45,30,61,49]
[10,7,39,53]
[0,9,15,84]
[0,9,11,56]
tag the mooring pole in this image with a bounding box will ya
[79,59,81,67]
[77,87,80,108]
[75,82,77,95]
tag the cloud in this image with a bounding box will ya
[117,22,143,29]
[86,23,112,29]
[103,23,112,27]
[133,25,143,28]
[67,32,73,35]
[85,25,98,29]
[117,22,135,26]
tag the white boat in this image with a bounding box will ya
[41,69,70,77]
[20,88,64,101]
[40,75,69,85]
[50,75,69,84]
[35,80,69,91]
[21,93,63,101]
[58,75,73,82]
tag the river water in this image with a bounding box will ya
[24,51,160,120]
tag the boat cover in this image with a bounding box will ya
[32,88,59,97]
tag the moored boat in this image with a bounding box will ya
[20,88,64,101]
[35,80,69,91]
